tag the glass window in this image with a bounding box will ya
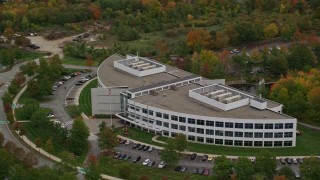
[188,118,195,124]
[244,132,253,138]
[163,130,169,136]
[188,127,195,132]
[149,110,153,116]
[206,120,214,127]
[171,124,178,129]
[156,112,162,118]
[197,128,204,134]
[284,141,292,146]
[275,123,283,129]
[156,120,162,126]
[255,123,263,129]
[215,130,224,136]
[142,108,148,114]
[188,135,195,141]
[206,129,214,135]
[284,132,293,138]
[235,123,243,129]
[215,121,224,127]
[245,123,253,129]
[274,132,283,138]
[171,132,176,137]
[215,139,223,145]
[197,119,205,125]
[254,141,263,147]
[265,124,273,129]
[179,125,186,131]
[197,137,204,142]
[264,141,273,147]
[171,115,178,121]
[274,141,282,147]
[225,131,233,137]
[225,140,233,146]
[244,141,253,146]
[163,122,169,128]
[179,117,186,123]
[206,138,214,143]
[264,132,273,138]
[225,122,234,128]
[235,132,243,137]
[163,114,169,119]
[234,140,243,146]
[254,132,263,138]
[285,123,293,129]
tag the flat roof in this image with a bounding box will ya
[133,84,290,119]
[97,54,193,89]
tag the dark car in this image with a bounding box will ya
[175,166,182,172]
[75,83,83,86]
[203,168,210,176]
[143,145,150,151]
[114,152,120,159]
[202,155,208,161]
[279,158,286,165]
[297,158,304,164]
[148,161,155,167]
[138,144,145,150]
[117,154,123,160]
[124,155,131,160]
[132,143,138,149]
[192,168,198,174]
[132,156,141,163]
[190,153,197,160]
[29,44,40,49]
[198,168,205,175]
[285,158,293,164]
[83,33,89,38]
[180,166,187,173]
[119,154,126,160]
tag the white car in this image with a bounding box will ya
[64,75,71,80]
[233,49,240,53]
[158,161,165,168]
[47,112,55,118]
[57,81,64,85]
[142,159,150,165]
[81,77,90,81]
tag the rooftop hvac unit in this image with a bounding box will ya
[150,90,159,96]
[224,95,241,104]
[130,61,145,67]
[206,89,225,98]
[170,85,179,91]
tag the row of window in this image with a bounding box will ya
[129,108,294,129]
[162,132,293,147]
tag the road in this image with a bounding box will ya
[0,60,54,168]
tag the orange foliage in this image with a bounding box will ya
[186,29,211,51]
[88,4,101,20]
[273,175,287,180]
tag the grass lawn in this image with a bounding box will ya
[98,156,215,180]
[79,79,97,116]
[21,50,47,62]
[121,125,320,156]
[62,56,99,66]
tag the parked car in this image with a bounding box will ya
[52,86,58,91]
[190,153,197,160]
[297,158,304,164]
[143,145,150,151]
[29,44,40,49]
[75,83,83,86]
[192,168,198,174]
[202,155,208,161]
[148,161,155,167]
[285,158,293,164]
[279,158,286,165]
[147,146,155,152]
[114,152,120,159]
[180,166,187,173]
[142,159,150,165]
[132,143,139,149]
[158,161,165,168]
[124,141,132,146]
[203,168,210,176]
[293,158,298,164]
[46,112,54,118]
[120,154,127,160]
[198,168,205,175]
[138,144,145,150]
[132,156,141,163]
[124,155,131,160]
[208,155,214,161]
[294,171,301,178]
[174,166,181,172]
[117,154,123,160]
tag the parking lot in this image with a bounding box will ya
[114,140,214,176]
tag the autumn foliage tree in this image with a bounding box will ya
[88,4,101,20]
[186,29,211,51]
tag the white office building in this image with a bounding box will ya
[92,54,297,147]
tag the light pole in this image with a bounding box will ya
[108,88,113,127]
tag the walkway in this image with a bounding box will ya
[152,135,166,144]
[298,122,320,131]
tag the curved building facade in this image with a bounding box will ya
[92,54,297,147]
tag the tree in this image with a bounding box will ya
[255,151,276,179]
[236,157,254,180]
[186,29,211,51]
[98,126,118,150]
[68,117,89,155]
[0,132,4,146]
[86,54,94,70]
[174,133,187,155]
[268,53,288,76]
[30,108,50,128]
[307,87,320,122]
[263,23,279,38]
[4,141,18,154]
[119,165,131,179]
[300,156,320,179]
[0,149,14,179]
[161,139,179,165]
[99,121,107,132]
[277,166,295,179]
[287,91,307,119]
[38,75,53,99]
[23,152,38,167]
[84,164,102,180]
[287,44,317,71]
[45,139,54,153]
[214,155,233,178]
[87,3,101,20]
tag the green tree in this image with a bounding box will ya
[0,149,14,179]
[287,44,317,71]
[174,133,187,155]
[20,61,38,78]
[300,156,320,179]
[214,155,233,178]
[0,132,4,146]
[16,98,39,120]
[263,23,279,38]
[39,75,53,99]
[267,53,288,76]
[98,126,118,150]
[277,166,295,179]
[98,121,107,132]
[255,151,276,179]
[68,117,89,155]
[307,87,320,122]
[30,108,50,128]
[287,91,307,119]
[236,157,254,180]
[161,139,179,165]
[84,164,102,180]
[67,105,81,118]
